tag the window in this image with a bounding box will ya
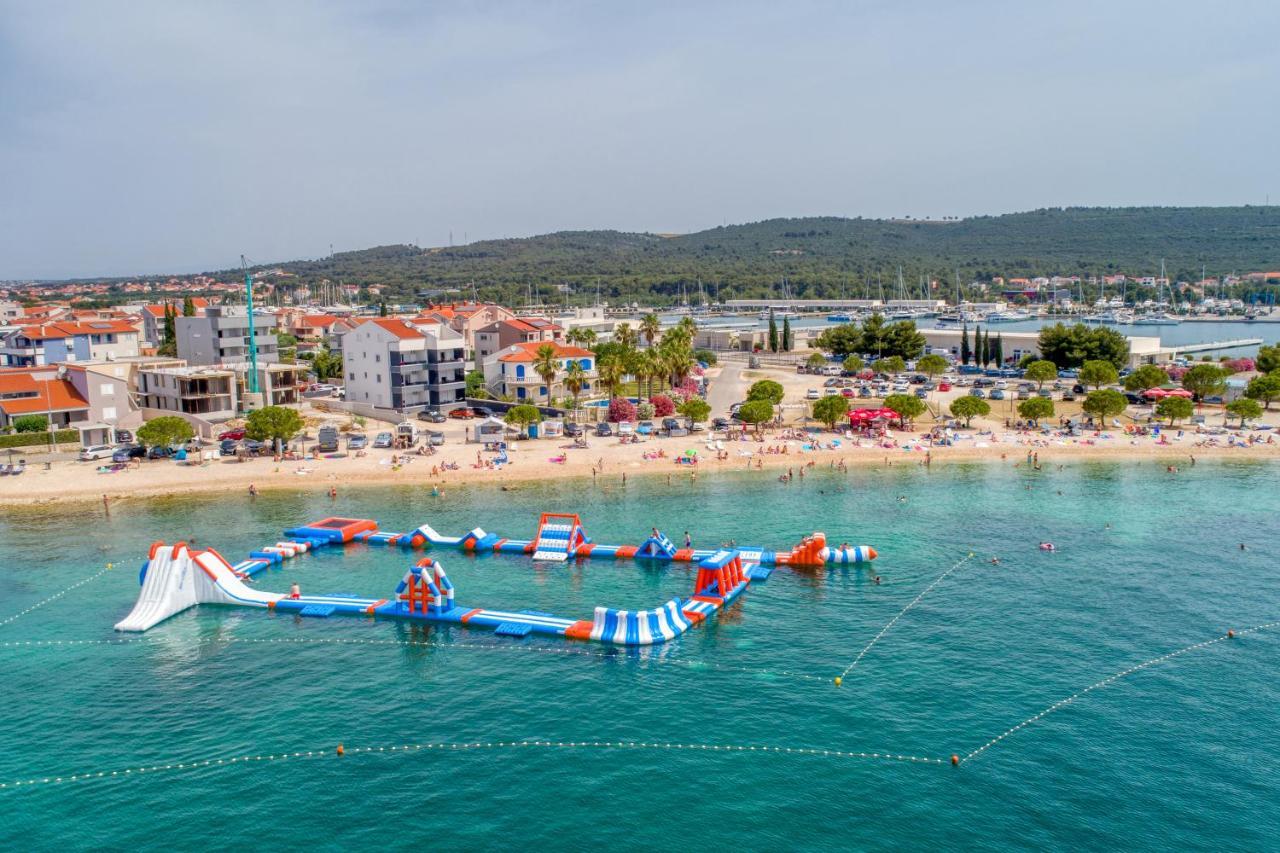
[348,372,355,380]
[102,406,117,420]
[100,384,114,396]
[375,354,381,363]
[516,364,525,379]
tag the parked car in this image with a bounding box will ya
[373,432,394,449]
[842,388,855,398]
[347,433,368,450]
[448,408,477,419]
[242,439,266,455]
[969,388,986,398]
[689,421,706,432]
[637,420,654,435]
[80,444,114,461]
[112,446,146,463]
[857,387,872,398]
[973,378,995,388]
[711,417,731,430]
[114,429,133,444]
[806,389,821,400]
[617,422,636,437]
[1061,391,1077,401]
[219,438,239,456]
[661,417,681,432]
[938,382,951,392]
[595,422,613,437]
[564,422,585,437]
[914,388,929,399]
[1123,392,1144,405]
[472,405,495,419]
[147,446,173,459]
[218,428,246,441]
[1072,384,1085,395]
[424,430,445,447]
[989,389,1006,400]
[1037,389,1053,399]
[418,409,447,423]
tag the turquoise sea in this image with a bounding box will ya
[2,461,1278,850]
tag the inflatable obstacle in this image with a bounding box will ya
[531,513,588,562]
[117,539,760,646]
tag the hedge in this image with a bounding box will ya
[0,429,79,449]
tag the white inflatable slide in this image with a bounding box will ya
[114,544,282,632]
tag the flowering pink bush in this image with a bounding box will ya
[650,394,675,416]
[1225,358,1255,373]
[1165,365,1188,381]
[606,398,637,423]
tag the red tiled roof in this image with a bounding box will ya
[14,320,139,340]
[0,373,89,414]
[294,314,343,329]
[356,317,424,340]
[498,341,593,362]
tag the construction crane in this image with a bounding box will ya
[241,255,259,394]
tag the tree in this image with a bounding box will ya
[613,322,638,351]
[158,304,177,357]
[1256,345,1280,374]
[736,399,774,431]
[677,397,710,423]
[872,356,906,375]
[379,301,388,317]
[639,313,661,349]
[1225,397,1263,427]
[993,333,1004,366]
[565,327,597,348]
[563,361,587,416]
[649,394,675,416]
[693,348,717,366]
[842,355,863,374]
[1024,360,1058,390]
[1017,396,1054,423]
[806,352,827,369]
[1245,371,1280,410]
[597,354,626,399]
[1079,360,1119,390]
[1155,396,1194,426]
[768,314,779,353]
[310,346,343,381]
[949,395,990,427]
[182,296,196,317]
[532,344,560,403]
[976,327,987,366]
[1180,363,1227,401]
[465,369,487,397]
[746,379,785,405]
[504,404,542,435]
[884,393,926,428]
[1037,323,1129,369]
[12,414,48,433]
[1082,389,1127,426]
[960,324,971,365]
[636,401,656,420]
[782,316,793,351]
[1122,364,1169,392]
[812,394,850,428]
[917,354,947,379]
[882,320,926,360]
[245,405,303,451]
[137,415,194,449]
[606,397,636,422]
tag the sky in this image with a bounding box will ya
[2,0,1278,280]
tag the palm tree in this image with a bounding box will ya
[613,322,638,352]
[532,344,560,405]
[640,347,665,400]
[597,354,626,399]
[639,313,661,350]
[563,361,586,419]
[664,345,695,387]
[566,327,597,349]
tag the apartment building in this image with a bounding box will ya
[0,320,142,367]
[483,340,595,402]
[417,303,515,359]
[176,306,278,366]
[474,317,564,363]
[341,318,466,413]
[139,298,209,346]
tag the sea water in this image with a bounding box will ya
[1,461,1277,850]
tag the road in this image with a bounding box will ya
[706,359,747,417]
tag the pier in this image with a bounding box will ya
[1173,338,1263,354]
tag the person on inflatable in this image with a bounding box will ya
[289,582,301,599]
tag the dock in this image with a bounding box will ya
[1172,338,1263,354]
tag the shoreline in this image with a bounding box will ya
[2,431,1275,508]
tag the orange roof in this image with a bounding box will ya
[294,314,343,329]
[357,317,424,340]
[141,298,208,317]
[14,320,139,340]
[0,373,89,414]
[420,302,492,320]
[498,341,593,362]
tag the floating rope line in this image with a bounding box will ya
[0,635,827,684]
[835,552,975,683]
[0,739,945,790]
[961,619,1280,765]
[0,565,114,629]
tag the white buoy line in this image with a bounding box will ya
[0,564,116,629]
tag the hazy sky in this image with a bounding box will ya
[3,1,1278,279]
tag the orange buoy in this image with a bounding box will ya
[950,754,959,766]
[336,744,345,756]
[1228,630,1235,639]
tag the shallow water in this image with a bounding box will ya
[2,461,1278,850]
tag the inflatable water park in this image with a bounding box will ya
[115,514,877,646]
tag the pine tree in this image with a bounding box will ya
[977,327,987,366]
[768,314,779,353]
[182,296,195,317]
[993,333,1004,367]
[379,301,388,317]
[960,324,971,365]
[782,316,793,351]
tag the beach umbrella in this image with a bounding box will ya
[1143,388,1168,398]
[1165,388,1192,398]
